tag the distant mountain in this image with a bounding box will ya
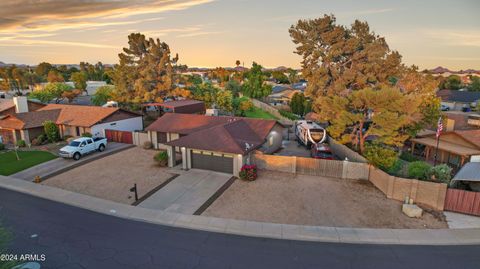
[429,66,480,75]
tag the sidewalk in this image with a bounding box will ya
[12,142,133,181]
[1,174,480,245]
[445,212,480,228]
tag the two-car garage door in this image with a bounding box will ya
[191,150,234,174]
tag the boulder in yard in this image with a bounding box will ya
[402,204,423,218]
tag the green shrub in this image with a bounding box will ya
[399,151,419,162]
[428,164,453,184]
[279,109,300,120]
[0,143,5,150]
[153,151,168,166]
[407,161,431,180]
[16,139,26,147]
[363,143,398,170]
[43,120,60,142]
[37,134,47,143]
[81,132,92,137]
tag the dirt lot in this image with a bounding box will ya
[43,147,174,204]
[203,170,447,229]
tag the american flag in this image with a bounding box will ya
[436,117,443,138]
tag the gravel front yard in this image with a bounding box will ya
[43,147,174,204]
[203,170,447,229]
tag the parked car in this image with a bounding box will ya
[310,143,335,160]
[440,104,450,111]
[59,137,107,160]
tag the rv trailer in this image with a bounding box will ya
[295,120,327,147]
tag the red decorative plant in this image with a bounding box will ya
[239,164,257,181]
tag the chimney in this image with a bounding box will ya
[13,96,29,113]
[446,118,455,132]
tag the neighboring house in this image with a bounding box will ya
[437,89,480,111]
[0,97,143,145]
[145,113,285,175]
[410,130,480,168]
[0,110,60,144]
[443,111,480,130]
[37,104,143,138]
[0,98,45,116]
[143,99,205,115]
[267,89,302,106]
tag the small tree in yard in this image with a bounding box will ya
[363,142,398,171]
[43,121,60,142]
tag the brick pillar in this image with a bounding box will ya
[386,176,395,199]
[410,179,419,203]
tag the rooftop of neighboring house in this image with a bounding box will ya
[146,113,282,154]
[412,129,480,156]
[38,104,140,128]
[437,89,480,103]
[0,98,45,114]
[0,109,61,130]
[271,85,291,94]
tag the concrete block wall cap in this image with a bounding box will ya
[2,175,480,245]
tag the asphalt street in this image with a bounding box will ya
[1,187,479,269]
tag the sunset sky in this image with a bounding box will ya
[0,0,479,70]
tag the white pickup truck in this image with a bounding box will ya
[59,137,107,160]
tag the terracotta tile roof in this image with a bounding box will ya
[147,113,280,154]
[0,110,61,130]
[0,99,45,113]
[0,115,24,129]
[38,104,120,127]
[0,99,14,112]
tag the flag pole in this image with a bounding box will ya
[433,133,440,166]
[433,116,442,166]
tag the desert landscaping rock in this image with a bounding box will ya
[402,204,423,218]
[202,170,448,229]
[42,147,175,204]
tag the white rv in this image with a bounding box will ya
[295,120,327,147]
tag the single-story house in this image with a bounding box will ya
[0,97,143,145]
[410,130,480,168]
[267,89,302,106]
[143,99,205,115]
[437,89,480,111]
[145,113,285,176]
[0,98,45,116]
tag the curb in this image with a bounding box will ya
[1,175,480,246]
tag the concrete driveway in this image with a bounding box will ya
[43,147,174,204]
[12,142,132,181]
[139,169,233,214]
